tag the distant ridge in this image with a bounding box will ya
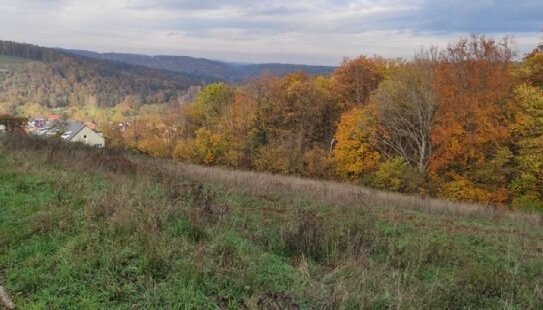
[0,40,200,108]
[0,40,335,111]
[62,49,336,83]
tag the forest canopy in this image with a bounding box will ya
[2,35,543,210]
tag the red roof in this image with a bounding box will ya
[84,121,97,130]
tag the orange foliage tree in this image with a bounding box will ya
[429,36,515,202]
[331,56,387,106]
[252,73,343,176]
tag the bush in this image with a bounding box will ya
[372,157,423,193]
[512,195,543,211]
[441,176,492,203]
[253,144,292,175]
[302,148,333,178]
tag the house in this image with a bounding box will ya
[27,116,106,148]
[61,121,105,148]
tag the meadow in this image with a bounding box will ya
[0,134,542,308]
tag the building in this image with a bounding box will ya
[61,121,105,148]
[26,116,106,148]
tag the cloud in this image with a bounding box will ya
[0,0,541,65]
[1,0,71,13]
[414,0,543,33]
[123,0,543,36]
[125,0,255,11]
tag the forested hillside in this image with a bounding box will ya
[96,35,543,210]
[0,41,201,112]
[64,49,335,83]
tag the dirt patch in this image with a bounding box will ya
[0,286,14,309]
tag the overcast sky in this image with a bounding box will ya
[0,0,542,65]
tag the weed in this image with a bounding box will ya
[257,292,300,310]
[283,209,325,261]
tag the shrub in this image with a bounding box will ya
[372,157,423,193]
[512,195,543,211]
[441,176,492,203]
[302,148,333,178]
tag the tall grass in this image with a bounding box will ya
[1,134,542,308]
[3,133,539,222]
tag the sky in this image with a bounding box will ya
[0,0,542,65]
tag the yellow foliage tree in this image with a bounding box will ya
[192,128,226,165]
[441,175,492,203]
[509,84,543,209]
[332,106,380,179]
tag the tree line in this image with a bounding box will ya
[9,35,543,210]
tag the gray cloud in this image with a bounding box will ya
[128,0,543,36]
[125,0,256,11]
[3,0,71,13]
[245,5,310,17]
[414,0,543,33]
[0,0,541,65]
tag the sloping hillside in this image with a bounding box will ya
[0,55,31,83]
[64,49,336,83]
[0,41,202,110]
[0,134,542,308]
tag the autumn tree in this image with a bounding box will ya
[509,84,543,209]
[430,36,515,202]
[172,83,238,164]
[191,82,236,128]
[252,73,342,175]
[174,83,259,167]
[331,56,386,106]
[0,114,27,132]
[372,50,438,173]
[214,90,257,167]
[518,38,543,87]
[332,106,381,180]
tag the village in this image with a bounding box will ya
[0,114,106,148]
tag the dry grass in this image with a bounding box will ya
[131,157,540,226]
[1,133,543,308]
[2,133,540,225]
[164,162,499,215]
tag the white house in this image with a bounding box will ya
[61,121,105,148]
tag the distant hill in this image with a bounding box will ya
[0,40,335,112]
[63,49,336,83]
[0,40,203,110]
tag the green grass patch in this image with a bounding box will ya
[0,141,542,308]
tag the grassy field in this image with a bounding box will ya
[0,134,542,309]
